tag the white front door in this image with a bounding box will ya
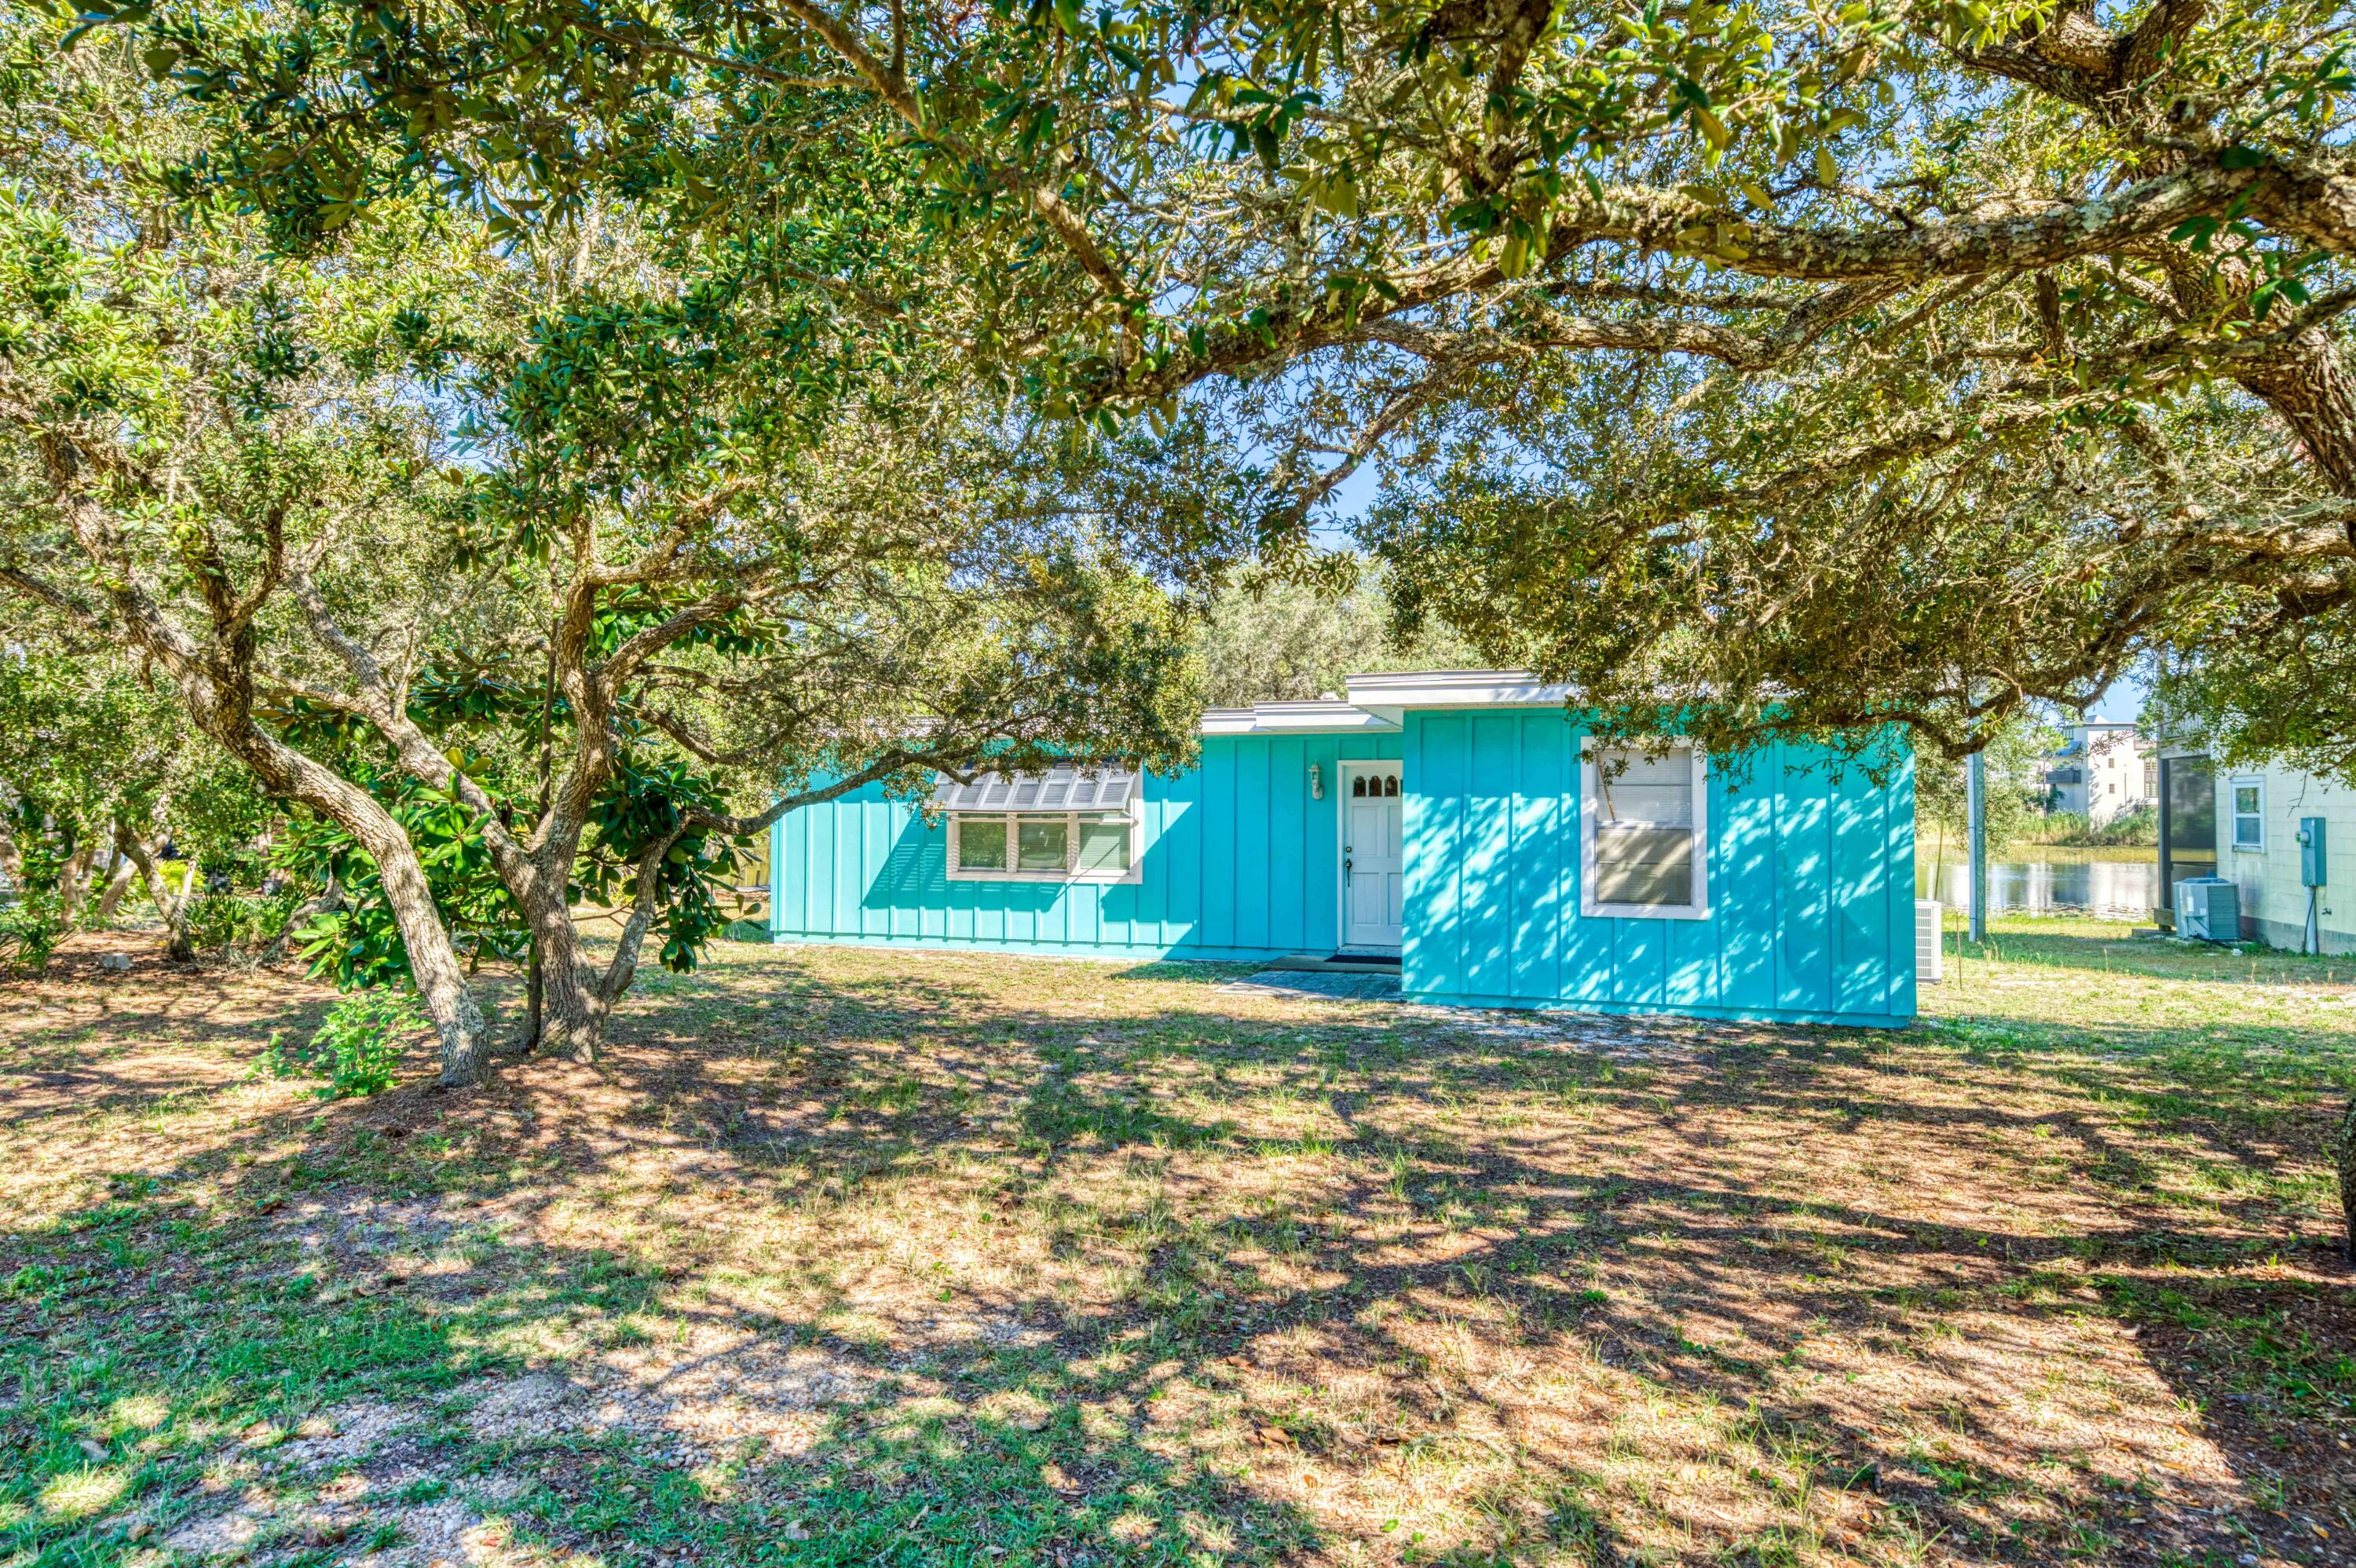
[1341,762,1404,953]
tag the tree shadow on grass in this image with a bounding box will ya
[5,938,2354,1566]
[2,1126,1319,1568]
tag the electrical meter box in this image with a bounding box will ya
[2299,817,2328,888]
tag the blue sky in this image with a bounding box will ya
[2089,671,2147,722]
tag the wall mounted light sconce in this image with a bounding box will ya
[1308,764,1323,800]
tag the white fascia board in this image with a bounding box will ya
[1342,669,1573,709]
[1199,707,1264,735]
[1253,700,1399,732]
[1198,700,1401,736]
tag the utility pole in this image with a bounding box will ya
[1966,749,1988,944]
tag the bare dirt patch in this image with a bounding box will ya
[5,926,2353,1567]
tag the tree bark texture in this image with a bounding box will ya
[115,827,193,961]
[54,835,100,925]
[2339,1094,2356,1265]
[525,905,609,1062]
[40,441,496,1087]
[92,858,138,921]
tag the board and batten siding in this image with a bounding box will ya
[1403,711,1915,1025]
[768,733,1407,960]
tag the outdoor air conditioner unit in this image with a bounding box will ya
[1915,899,1944,983]
[2175,877,2240,942]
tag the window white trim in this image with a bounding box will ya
[946,809,1143,884]
[2229,775,2266,852]
[1580,741,1710,920]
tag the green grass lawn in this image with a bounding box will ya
[3,919,2351,1568]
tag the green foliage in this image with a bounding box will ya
[262,711,762,987]
[2039,805,2160,849]
[0,901,61,974]
[109,0,2356,766]
[164,760,278,888]
[278,777,528,989]
[180,888,282,953]
[257,989,420,1097]
[0,640,188,936]
[1912,713,2062,854]
[579,753,737,975]
[2150,603,2356,788]
[0,799,71,974]
[1194,558,1482,707]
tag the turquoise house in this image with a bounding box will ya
[769,671,1917,1026]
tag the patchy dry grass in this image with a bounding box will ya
[3,919,2353,1568]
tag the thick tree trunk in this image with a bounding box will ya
[37,440,492,1082]
[2339,1095,2356,1265]
[493,791,613,1063]
[55,834,100,925]
[521,938,545,1054]
[93,845,140,922]
[2230,327,2356,508]
[185,715,493,1084]
[349,820,491,1085]
[215,733,493,1085]
[528,908,609,1062]
[503,821,683,1065]
[2149,242,2356,522]
[116,829,194,961]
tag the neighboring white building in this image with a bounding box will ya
[2153,744,2355,952]
[2046,721,2155,825]
[2211,760,2355,952]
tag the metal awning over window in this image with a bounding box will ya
[933,766,1138,814]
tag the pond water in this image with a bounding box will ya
[1916,858,2159,918]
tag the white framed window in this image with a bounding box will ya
[2230,777,2265,851]
[938,766,1142,884]
[1582,741,1709,919]
[948,811,1140,883]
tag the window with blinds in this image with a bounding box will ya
[1582,743,1709,918]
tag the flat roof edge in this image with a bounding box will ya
[1342,669,1571,708]
[1201,700,1401,736]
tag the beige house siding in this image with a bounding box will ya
[2212,762,2356,952]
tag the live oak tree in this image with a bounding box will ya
[1353,340,2310,758]
[1,21,1221,1080]
[0,17,538,1067]
[309,390,1220,1066]
[295,172,1227,1064]
[0,642,163,967]
[135,0,2356,572]
[2149,603,2356,786]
